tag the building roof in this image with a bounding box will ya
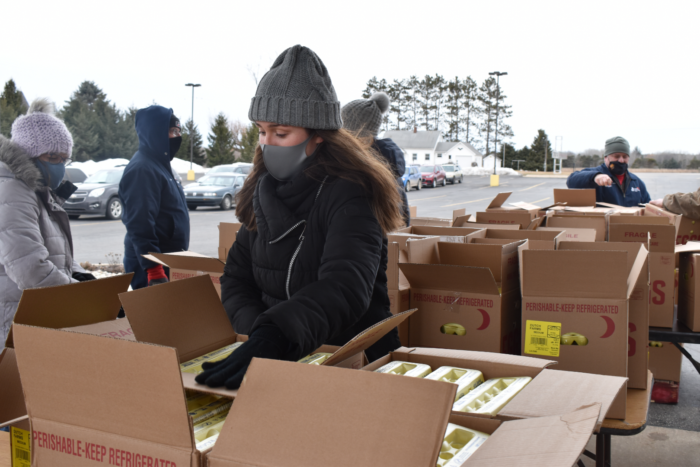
[436,141,484,157]
[382,130,442,150]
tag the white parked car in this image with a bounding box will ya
[442,163,463,184]
[208,162,253,175]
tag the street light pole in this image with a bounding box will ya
[185,83,201,180]
[488,72,508,177]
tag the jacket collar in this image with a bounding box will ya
[0,136,44,191]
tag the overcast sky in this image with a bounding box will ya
[3,0,698,154]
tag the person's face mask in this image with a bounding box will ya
[35,160,66,191]
[608,161,628,176]
[262,135,315,181]
[169,136,182,160]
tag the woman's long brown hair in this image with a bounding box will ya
[235,128,404,236]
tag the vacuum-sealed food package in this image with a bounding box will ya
[180,342,244,374]
[374,361,432,378]
[186,392,220,411]
[193,412,228,451]
[188,398,233,424]
[297,353,334,365]
[437,423,490,467]
[452,377,532,415]
[425,366,485,402]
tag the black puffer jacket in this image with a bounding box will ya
[220,169,400,362]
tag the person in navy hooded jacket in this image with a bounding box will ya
[566,136,651,207]
[120,106,190,290]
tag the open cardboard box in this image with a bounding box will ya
[519,245,647,418]
[538,226,597,243]
[649,341,683,383]
[676,244,700,331]
[0,347,28,431]
[4,273,134,348]
[643,203,697,245]
[399,239,524,354]
[410,208,469,227]
[218,222,242,261]
[466,228,565,250]
[143,251,225,297]
[546,214,607,241]
[396,225,487,242]
[362,347,626,426]
[474,192,546,229]
[207,355,606,467]
[558,242,650,389]
[608,215,676,327]
[119,275,414,398]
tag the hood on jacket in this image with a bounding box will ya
[0,136,44,191]
[135,105,174,166]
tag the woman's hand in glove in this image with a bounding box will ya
[72,272,97,282]
[194,325,291,389]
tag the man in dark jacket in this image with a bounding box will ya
[120,106,190,290]
[342,92,410,225]
[566,136,651,207]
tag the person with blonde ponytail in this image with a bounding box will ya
[195,45,404,389]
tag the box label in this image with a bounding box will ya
[11,426,31,467]
[524,320,561,357]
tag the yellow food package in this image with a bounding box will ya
[188,398,232,424]
[180,342,244,374]
[196,433,220,452]
[452,377,532,416]
[437,423,490,467]
[297,353,334,365]
[193,412,228,447]
[560,332,588,346]
[186,393,220,412]
[425,366,484,402]
[374,361,432,378]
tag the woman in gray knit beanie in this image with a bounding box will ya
[0,98,93,344]
[195,45,404,390]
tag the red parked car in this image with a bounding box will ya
[420,165,447,188]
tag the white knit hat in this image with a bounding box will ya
[11,98,73,158]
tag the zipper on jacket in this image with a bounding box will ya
[285,224,307,299]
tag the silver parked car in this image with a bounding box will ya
[184,174,247,211]
[208,162,253,175]
[64,168,124,220]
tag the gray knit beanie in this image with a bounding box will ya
[248,45,342,130]
[605,136,630,157]
[11,98,73,158]
[341,92,390,137]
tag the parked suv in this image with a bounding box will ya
[184,174,246,211]
[64,168,124,220]
[402,165,422,191]
[442,163,463,184]
[420,165,447,188]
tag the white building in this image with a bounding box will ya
[482,154,503,170]
[380,130,483,168]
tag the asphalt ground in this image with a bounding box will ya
[69,172,700,431]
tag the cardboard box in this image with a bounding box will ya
[649,342,683,383]
[474,193,539,229]
[608,216,676,327]
[538,226,597,243]
[13,324,211,466]
[400,240,524,354]
[409,205,417,218]
[0,348,27,429]
[144,251,225,297]
[558,242,650,389]
[520,246,647,417]
[4,274,133,348]
[412,209,473,227]
[547,214,607,241]
[218,222,242,261]
[553,188,597,208]
[642,203,698,246]
[396,225,485,242]
[207,355,608,467]
[677,246,700,331]
[120,275,413,398]
[466,228,564,250]
[362,347,627,424]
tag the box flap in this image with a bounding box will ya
[322,310,416,367]
[553,188,596,207]
[509,201,542,211]
[405,226,484,237]
[410,217,453,226]
[487,192,512,209]
[0,348,26,425]
[469,404,600,466]
[475,211,533,229]
[538,227,597,243]
[5,273,133,348]
[144,251,225,273]
[437,242,518,284]
[522,250,628,299]
[559,241,644,277]
[609,215,670,225]
[399,263,499,295]
[608,224,676,253]
[500,368,626,427]
[62,316,136,341]
[451,214,472,227]
[627,245,648,299]
[210,358,456,467]
[13,324,193,448]
[452,208,467,220]
[465,223,521,231]
[119,275,236,363]
[547,215,606,241]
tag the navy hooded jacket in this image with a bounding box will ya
[120,106,189,271]
[372,138,405,179]
[566,163,651,207]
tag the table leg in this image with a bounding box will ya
[672,342,700,375]
[596,433,605,467]
[605,433,611,466]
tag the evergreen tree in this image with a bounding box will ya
[460,76,479,146]
[445,77,463,141]
[502,143,518,169]
[206,113,235,166]
[404,75,421,131]
[388,79,409,131]
[523,130,554,171]
[477,77,512,156]
[417,75,435,131]
[180,119,205,166]
[430,74,447,134]
[0,79,28,138]
[688,157,700,170]
[239,123,259,163]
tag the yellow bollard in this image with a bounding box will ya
[490,174,499,187]
[187,170,195,181]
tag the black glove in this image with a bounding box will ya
[72,272,97,282]
[148,277,169,287]
[195,325,291,389]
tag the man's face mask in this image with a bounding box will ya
[262,135,316,181]
[608,160,628,176]
[35,160,66,191]
[169,135,182,159]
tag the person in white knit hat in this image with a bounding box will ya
[0,98,93,345]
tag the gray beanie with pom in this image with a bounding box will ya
[248,45,342,130]
[11,98,73,158]
[341,92,390,137]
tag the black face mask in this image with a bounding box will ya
[608,161,628,176]
[169,136,182,160]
